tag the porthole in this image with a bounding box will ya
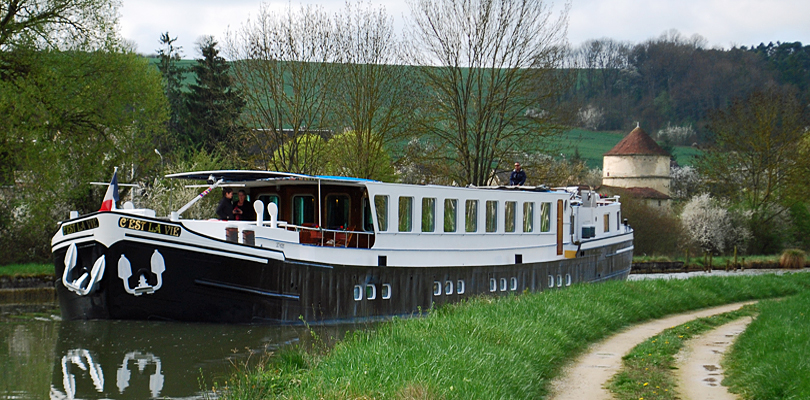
[457,280,465,294]
[366,284,376,300]
[433,281,441,296]
[510,277,518,291]
[499,278,507,292]
[489,278,497,292]
[548,275,554,288]
[557,274,563,288]
[353,285,362,301]
[565,274,572,286]
[382,284,392,300]
[444,280,453,295]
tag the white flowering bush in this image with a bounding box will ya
[577,105,604,130]
[670,165,702,200]
[681,193,751,254]
[656,122,695,145]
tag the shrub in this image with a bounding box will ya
[778,249,806,269]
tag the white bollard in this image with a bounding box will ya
[254,200,265,226]
[267,202,278,229]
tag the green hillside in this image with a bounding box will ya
[556,129,701,169]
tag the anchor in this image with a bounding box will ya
[116,351,164,397]
[62,243,106,296]
[117,249,165,296]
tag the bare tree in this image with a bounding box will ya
[405,0,572,186]
[327,2,416,180]
[224,4,337,174]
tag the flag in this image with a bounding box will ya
[99,169,119,212]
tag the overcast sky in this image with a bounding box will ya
[120,0,810,58]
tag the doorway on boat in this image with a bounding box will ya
[293,195,316,225]
[326,194,350,230]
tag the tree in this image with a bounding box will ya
[184,36,244,153]
[225,4,338,173]
[328,2,416,180]
[405,0,572,186]
[681,193,750,255]
[699,87,810,252]
[156,32,186,148]
[324,130,396,181]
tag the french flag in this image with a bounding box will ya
[99,169,119,212]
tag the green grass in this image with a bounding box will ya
[633,254,782,267]
[217,273,810,399]
[723,291,810,399]
[0,263,53,277]
[607,306,756,400]
[556,129,701,169]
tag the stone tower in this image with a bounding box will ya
[602,125,671,197]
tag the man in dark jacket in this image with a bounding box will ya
[509,162,526,186]
[216,188,235,220]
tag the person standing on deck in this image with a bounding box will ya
[509,162,526,186]
[216,188,235,220]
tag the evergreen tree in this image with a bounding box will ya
[184,36,244,152]
[156,32,187,149]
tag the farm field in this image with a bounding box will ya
[557,129,701,168]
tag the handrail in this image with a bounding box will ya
[284,224,374,249]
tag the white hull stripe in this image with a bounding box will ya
[123,234,274,264]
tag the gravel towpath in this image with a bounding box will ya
[548,301,756,400]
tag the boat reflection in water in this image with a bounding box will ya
[49,320,350,400]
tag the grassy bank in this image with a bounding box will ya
[607,306,756,400]
[0,263,52,277]
[723,291,810,399]
[218,273,810,399]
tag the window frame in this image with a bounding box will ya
[465,199,478,233]
[422,197,436,232]
[486,200,498,233]
[374,195,389,232]
[398,196,414,232]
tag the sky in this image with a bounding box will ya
[120,0,810,58]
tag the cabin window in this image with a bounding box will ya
[444,199,457,232]
[382,284,392,300]
[499,278,507,291]
[257,194,279,220]
[422,197,436,232]
[548,275,554,288]
[457,280,465,294]
[505,201,516,232]
[557,274,563,288]
[366,284,377,300]
[353,285,362,301]
[433,281,441,296]
[363,197,374,232]
[374,195,388,231]
[604,213,610,232]
[486,201,498,232]
[570,212,575,235]
[489,278,497,292]
[465,200,478,232]
[523,202,534,232]
[444,280,453,295]
[399,197,413,232]
[565,274,572,286]
[540,202,551,232]
[292,195,315,226]
[510,277,518,291]
[326,194,350,230]
[617,211,621,231]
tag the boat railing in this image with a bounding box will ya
[282,224,374,249]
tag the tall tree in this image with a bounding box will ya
[184,36,244,153]
[699,87,810,252]
[156,32,186,149]
[225,4,338,174]
[406,0,572,186]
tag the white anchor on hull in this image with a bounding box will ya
[117,249,165,296]
[62,243,106,296]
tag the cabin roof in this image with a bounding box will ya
[166,170,377,185]
[604,126,670,157]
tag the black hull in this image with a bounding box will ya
[55,238,633,324]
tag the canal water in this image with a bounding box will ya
[0,301,362,400]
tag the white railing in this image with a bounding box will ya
[283,224,374,249]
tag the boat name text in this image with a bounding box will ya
[62,218,100,236]
[119,218,181,237]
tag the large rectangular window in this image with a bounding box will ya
[604,213,610,232]
[540,202,551,232]
[374,195,388,231]
[523,202,534,232]
[292,195,315,225]
[399,196,413,232]
[486,200,498,232]
[465,200,478,232]
[505,201,516,233]
[444,199,457,232]
[422,197,436,232]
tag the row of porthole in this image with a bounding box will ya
[549,274,573,288]
[353,283,392,301]
[433,280,466,296]
[489,277,519,292]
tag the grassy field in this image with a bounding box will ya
[607,307,756,400]
[216,273,810,399]
[555,129,701,169]
[723,291,810,399]
[0,263,52,277]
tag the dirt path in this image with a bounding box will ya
[674,317,752,400]
[548,301,756,400]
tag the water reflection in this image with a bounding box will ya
[1,307,366,400]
